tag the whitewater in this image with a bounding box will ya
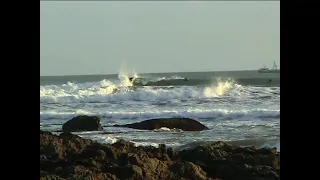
[40,70,280,151]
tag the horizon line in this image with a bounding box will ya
[40,69,266,77]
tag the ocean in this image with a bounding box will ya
[40,70,280,151]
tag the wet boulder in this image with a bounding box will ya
[62,115,103,133]
[114,118,209,131]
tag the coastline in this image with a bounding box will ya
[40,130,280,180]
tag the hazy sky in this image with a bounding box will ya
[40,1,280,76]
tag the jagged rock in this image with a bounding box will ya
[40,131,280,180]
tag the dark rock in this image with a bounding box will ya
[171,161,207,180]
[40,175,65,180]
[40,154,47,161]
[114,117,209,131]
[159,144,167,154]
[127,153,141,165]
[167,147,176,159]
[62,115,103,133]
[40,130,280,180]
[177,141,280,180]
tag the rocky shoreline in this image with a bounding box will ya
[40,130,280,180]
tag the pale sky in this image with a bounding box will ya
[40,1,280,76]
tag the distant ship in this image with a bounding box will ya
[258,61,280,73]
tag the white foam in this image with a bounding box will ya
[156,76,185,81]
[117,61,139,87]
[78,134,119,144]
[40,108,280,121]
[131,141,183,148]
[153,127,184,132]
[155,127,171,131]
[204,80,234,97]
[40,109,92,120]
[40,78,280,104]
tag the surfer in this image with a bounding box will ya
[129,77,134,82]
[184,78,189,81]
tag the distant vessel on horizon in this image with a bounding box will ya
[258,61,280,73]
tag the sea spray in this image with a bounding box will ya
[204,78,235,97]
[40,71,280,152]
[118,61,139,87]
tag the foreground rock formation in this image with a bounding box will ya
[40,130,280,180]
[62,115,103,133]
[114,118,209,131]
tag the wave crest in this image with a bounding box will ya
[40,77,279,103]
[204,79,235,97]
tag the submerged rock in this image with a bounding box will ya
[113,117,209,131]
[62,115,103,133]
[40,130,280,180]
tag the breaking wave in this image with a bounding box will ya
[40,77,279,104]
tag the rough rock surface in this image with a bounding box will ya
[40,130,280,180]
[62,115,103,133]
[114,118,209,131]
